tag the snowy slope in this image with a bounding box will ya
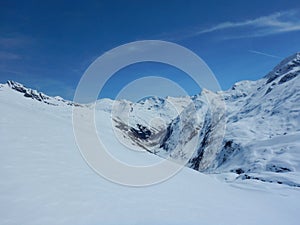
[1,80,300,225]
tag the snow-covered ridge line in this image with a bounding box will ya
[265,52,300,84]
[4,80,81,107]
[1,52,300,188]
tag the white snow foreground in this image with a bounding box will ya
[0,80,300,225]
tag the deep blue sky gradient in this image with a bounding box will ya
[0,0,300,100]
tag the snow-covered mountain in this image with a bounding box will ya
[1,53,300,225]
[1,53,300,188]
[100,52,300,187]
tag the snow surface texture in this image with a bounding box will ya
[0,53,300,224]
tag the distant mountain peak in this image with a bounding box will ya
[265,52,300,84]
[137,96,165,105]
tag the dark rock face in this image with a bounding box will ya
[7,80,49,102]
[189,120,212,171]
[265,87,273,95]
[216,140,241,165]
[278,72,298,84]
[159,125,173,150]
[238,173,300,187]
[130,124,151,140]
[7,80,28,93]
[234,168,244,174]
[113,117,170,153]
[266,164,291,173]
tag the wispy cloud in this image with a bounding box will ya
[154,10,300,41]
[197,10,300,38]
[248,50,281,59]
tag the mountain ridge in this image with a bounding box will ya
[1,52,300,187]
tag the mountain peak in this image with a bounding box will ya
[7,80,27,91]
[6,80,50,102]
[265,52,300,84]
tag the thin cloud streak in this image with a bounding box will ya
[248,50,281,59]
[154,10,300,41]
[196,10,300,39]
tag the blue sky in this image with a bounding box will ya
[0,0,300,100]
